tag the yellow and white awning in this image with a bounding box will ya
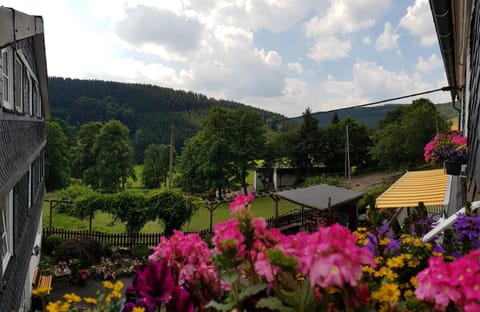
[376,169,449,209]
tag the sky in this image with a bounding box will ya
[3,0,450,117]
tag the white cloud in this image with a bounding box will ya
[209,0,326,33]
[214,25,254,50]
[399,0,436,46]
[375,22,400,51]
[362,36,372,45]
[308,36,351,62]
[416,54,442,73]
[305,0,391,37]
[114,5,203,53]
[288,62,304,74]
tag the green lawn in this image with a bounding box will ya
[43,195,299,234]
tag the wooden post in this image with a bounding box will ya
[168,125,174,189]
[49,200,53,231]
[206,200,222,232]
[271,194,280,218]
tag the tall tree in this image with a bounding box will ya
[322,117,372,172]
[45,119,71,190]
[370,98,448,169]
[177,135,210,193]
[229,108,267,194]
[72,121,103,186]
[94,120,135,192]
[177,106,267,196]
[142,143,170,188]
[290,108,321,179]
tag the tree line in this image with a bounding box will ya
[46,98,449,199]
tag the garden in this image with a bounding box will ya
[36,192,480,312]
[32,130,478,311]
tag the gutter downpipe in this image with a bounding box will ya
[429,1,461,119]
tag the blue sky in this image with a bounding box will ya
[3,0,449,117]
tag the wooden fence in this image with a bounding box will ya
[43,210,314,248]
[43,227,212,248]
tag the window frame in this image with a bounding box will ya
[14,55,23,114]
[1,47,14,111]
[1,190,13,273]
[16,50,38,116]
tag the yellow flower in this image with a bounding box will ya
[132,307,145,312]
[32,287,52,297]
[375,256,384,265]
[379,237,390,246]
[408,259,420,267]
[374,267,398,280]
[83,297,98,304]
[102,280,114,289]
[362,266,375,274]
[113,280,124,292]
[404,289,414,298]
[386,256,404,269]
[326,287,339,294]
[371,283,400,303]
[46,301,71,312]
[410,276,418,288]
[111,289,122,299]
[63,293,81,302]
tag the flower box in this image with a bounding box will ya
[444,160,464,175]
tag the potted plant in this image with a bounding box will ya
[424,130,467,175]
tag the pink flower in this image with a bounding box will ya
[276,223,375,289]
[415,250,480,309]
[229,194,254,214]
[254,250,277,283]
[212,219,246,258]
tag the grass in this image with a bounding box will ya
[43,195,300,234]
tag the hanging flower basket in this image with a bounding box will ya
[444,160,464,175]
[424,130,467,174]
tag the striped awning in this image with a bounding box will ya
[376,169,449,209]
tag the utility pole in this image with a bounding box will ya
[345,125,351,188]
[168,125,174,189]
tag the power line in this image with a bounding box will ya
[172,86,453,134]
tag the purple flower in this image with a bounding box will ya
[166,286,194,312]
[365,233,377,256]
[136,260,175,308]
[385,239,400,255]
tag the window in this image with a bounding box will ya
[1,47,14,110]
[14,56,23,113]
[1,190,13,272]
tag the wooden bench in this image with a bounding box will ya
[32,267,52,293]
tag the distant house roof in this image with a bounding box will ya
[275,184,364,210]
[376,169,449,209]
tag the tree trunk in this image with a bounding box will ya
[242,168,248,195]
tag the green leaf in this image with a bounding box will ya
[222,271,239,285]
[255,297,296,312]
[238,283,268,300]
[205,300,235,311]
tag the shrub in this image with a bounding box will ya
[43,235,64,256]
[54,237,104,267]
[52,184,96,214]
[130,245,151,259]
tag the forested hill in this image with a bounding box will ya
[311,102,458,129]
[48,77,291,162]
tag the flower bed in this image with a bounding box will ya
[47,195,480,312]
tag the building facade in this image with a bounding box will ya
[0,7,50,311]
